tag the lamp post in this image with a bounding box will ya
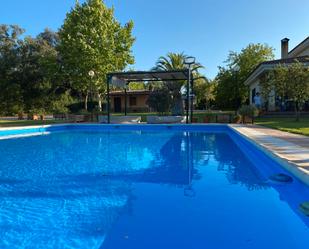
[232,65,240,114]
[184,56,196,124]
[88,70,96,121]
[107,74,111,124]
[88,70,95,95]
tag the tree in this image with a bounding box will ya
[58,0,135,111]
[153,52,203,115]
[128,82,146,90]
[0,25,25,115]
[0,25,72,116]
[215,67,240,110]
[215,43,274,110]
[260,61,309,121]
[194,77,215,110]
[18,30,61,114]
[35,29,73,114]
[16,29,74,115]
[146,87,171,114]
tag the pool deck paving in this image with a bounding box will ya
[230,124,309,185]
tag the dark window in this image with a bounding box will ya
[252,88,256,103]
[129,96,137,106]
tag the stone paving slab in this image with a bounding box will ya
[230,124,309,185]
[246,125,309,149]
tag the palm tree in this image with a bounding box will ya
[153,52,203,115]
[155,52,203,72]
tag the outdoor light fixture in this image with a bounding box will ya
[184,56,196,66]
[88,70,95,78]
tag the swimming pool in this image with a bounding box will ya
[0,124,308,249]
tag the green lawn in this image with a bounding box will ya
[0,120,66,127]
[255,117,309,136]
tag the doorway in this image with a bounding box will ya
[114,97,122,113]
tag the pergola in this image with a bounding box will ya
[106,70,194,124]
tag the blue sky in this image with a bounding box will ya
[1,0,309,78]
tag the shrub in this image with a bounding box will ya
[78,109,91,115]
[67,101,99,113]
[233,114,242,123]
[238,105,259,121]
[146,88,171,114]
[51,93,74,114]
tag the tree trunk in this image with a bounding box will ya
[97,92,102,112]
[84,93,89,111]
[171,92,183,116]
[295,101,300,122]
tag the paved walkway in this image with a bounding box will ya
[230,124,309,185]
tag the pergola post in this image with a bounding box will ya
[186,69,190,124]
[190,77,194,123]
[124,87,127,116]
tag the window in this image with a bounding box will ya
[129,96,137,106]
[251,88,256,103]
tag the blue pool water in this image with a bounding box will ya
[0,125,308,249]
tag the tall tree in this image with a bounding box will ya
[0,25,24,115]
[215,67,239,110]
[58,0,135,111]
[18,29,63,114]
[215,43,274,110]
[147,87,172,114]
[0,25,71,116]
[153,52,203,115]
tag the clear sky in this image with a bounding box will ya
[1,0,309,78]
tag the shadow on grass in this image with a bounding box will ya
[255,117,309,136]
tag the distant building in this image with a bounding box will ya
[245,37,309,111]
[110,90,150,113]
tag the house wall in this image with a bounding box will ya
[268,90,276,111]
[249,80,260,105]
[249,79,276,111]
[246,37,309,112]
[110,95,149,112]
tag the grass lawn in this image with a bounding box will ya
[0,120,66,127]
[255,117,309,136]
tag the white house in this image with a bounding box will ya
[244,37,309,111]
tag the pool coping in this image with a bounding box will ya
[0,123,308,186]
[229,124,309,186]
